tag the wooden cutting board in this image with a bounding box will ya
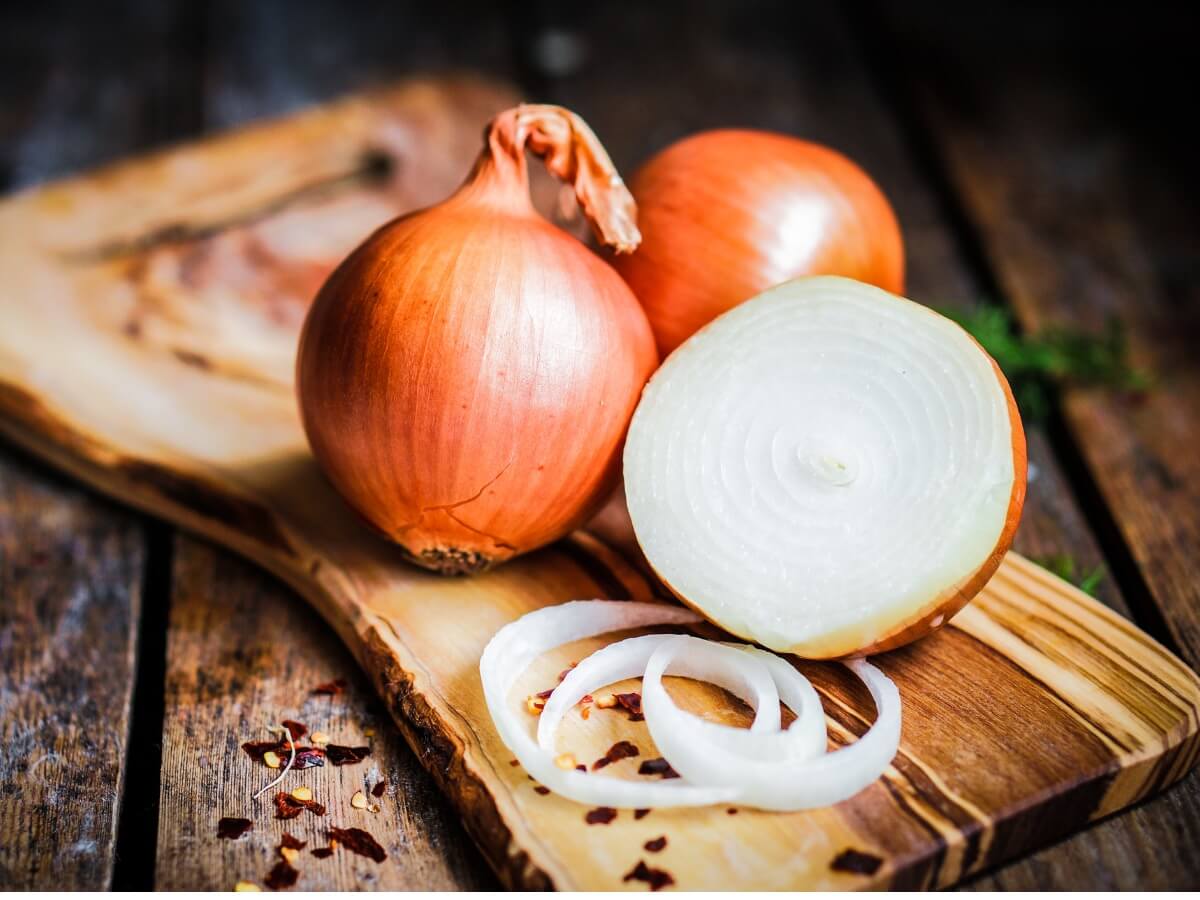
[1,76,1197,891]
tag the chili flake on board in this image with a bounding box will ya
[324,744,370,766]
[263,860,298,891]
[328,826,387,863]
[216,817,252,840]
[592,740,640,771]
[623,860,675,891]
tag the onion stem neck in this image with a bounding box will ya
[477,104,640,253]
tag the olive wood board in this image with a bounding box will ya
[0,77,1197,891]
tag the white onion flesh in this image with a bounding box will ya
[480,600,900,811]
[479,600,737,807]
[644,639,900,810]
[623,275,1020,658]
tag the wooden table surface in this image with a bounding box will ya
[1,0,1197,891]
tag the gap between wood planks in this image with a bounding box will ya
[108,0,209,888]
[111,525,174,890]
[841,0,1180,658]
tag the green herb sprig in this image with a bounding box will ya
[936,305,1150,422]
[1031,553,1106,597]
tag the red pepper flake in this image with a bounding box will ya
[242,739,285,762]
[579,694,593,705]
[557,662,577,682]
[534,785,551,795]
[243,737,324,769]
[638,757,680,779]
[592,740,640,771]
[581,707,591,720]
[371,780,387,798]
[644,836,668,853]
[615,692,643,720]
[312,678,347,696]
[263,860,299,890]
[585,806,618,825]
[324,744,371,766]
[328,826,387,863]
[623,860,675,891]
[726,807,738,815]
[535,689,554,700]
[311,847,335,859]
[508,759,520,767]
[274,791,326,820]
[217,817,252,840]
[634,808,651,820]
[280,720,307,740]
[279,833,307,851]
[575,764,587,773]
[291,747,327,770]
[830,848,883,876]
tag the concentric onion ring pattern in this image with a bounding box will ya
[624,276,1018,657]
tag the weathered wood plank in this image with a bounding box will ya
[0,1,189,889]
[865,1,1200,889]
[521,0,1199,889]
[203,0,516,128]
[879,2,1200,665]
[155,538,495,891]
[0,451,145,890]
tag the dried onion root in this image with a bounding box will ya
[624,276,1026,658]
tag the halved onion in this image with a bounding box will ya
[479,600,738,807]
[643,639,900,810]
[623,276,1027,658]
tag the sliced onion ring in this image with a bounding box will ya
[480,600,900,811]
[479,600,737,807]
[643,638,900,810]
[538,633,781,751]
[712,643,828,762]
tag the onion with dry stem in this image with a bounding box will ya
[297,105,656,574]
[624,276,1026,658]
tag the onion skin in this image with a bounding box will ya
[297,106,657,574]
[613,130,905,356]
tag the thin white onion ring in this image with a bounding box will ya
[537,633,781,751]
[481,600,900,811]
[707,643,828,762]
[643,637,900,810]
[479,600,738,807]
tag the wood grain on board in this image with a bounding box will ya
[0,77,1198,889]
[156,538,494,891]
